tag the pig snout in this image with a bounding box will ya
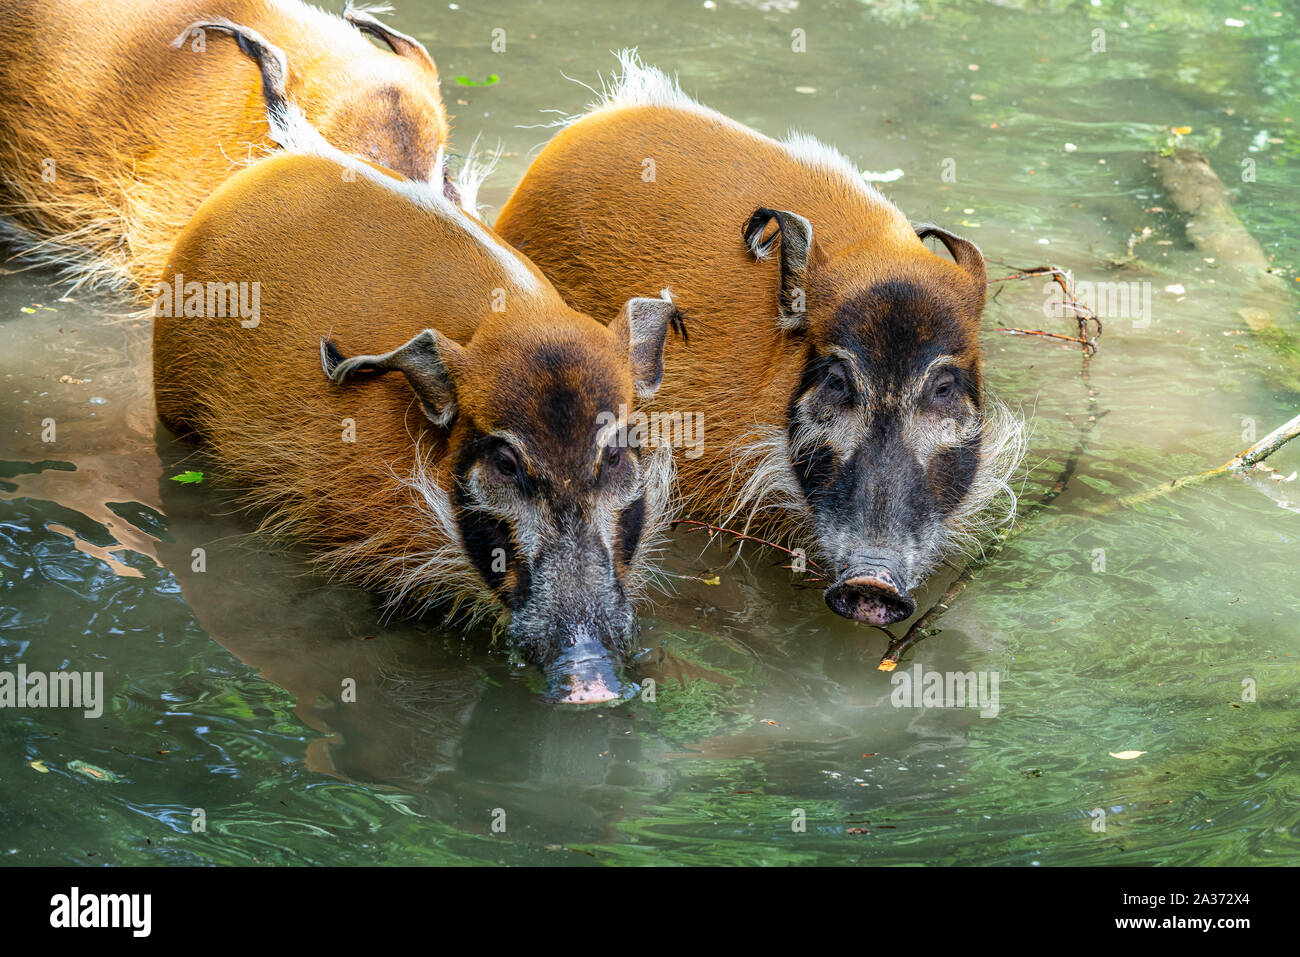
[539,628,637,706]
[824,565,916,626]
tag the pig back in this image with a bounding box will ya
[152,152,523,438]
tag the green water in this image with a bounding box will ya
[2,0,1298,865]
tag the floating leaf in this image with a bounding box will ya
[68,760,121,782]
[1109,750,1146,760]
[29,760,49,773]
[455,74,499,87]
[170,470,204,485]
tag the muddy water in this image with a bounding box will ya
[1,0,1297,864]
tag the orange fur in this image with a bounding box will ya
[0,0,450,292]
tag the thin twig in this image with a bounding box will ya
[993,326,1096,351]
[672,518,827,580]
[986,262,1102,355]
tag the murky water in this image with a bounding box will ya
[2,0,1297,865]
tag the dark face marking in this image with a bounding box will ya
[617,495,647,567]
[331,84,441,182]
[826,280,970,397]
[451,427,533,611]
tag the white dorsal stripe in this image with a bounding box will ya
[266,101,540,294]
[566,49,887,204]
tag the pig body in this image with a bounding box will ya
[154,103,679,703]
[0,0,452,291]
[495,52,1025,626]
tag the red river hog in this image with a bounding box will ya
[494,52,1025,629]
[152,99,681,704]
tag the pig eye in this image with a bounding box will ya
[602,443,632,479]
[821,360,852,403]
[493,445,521,481]
[931,371,957,400]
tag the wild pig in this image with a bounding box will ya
[152,99,680,704]
[0,0,452,291]
[494,52,1025,628]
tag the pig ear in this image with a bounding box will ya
[344,1,438,76]
[743,207,814,332]
[610,291,680,400]
[321,329,466,427]
[913,223,988,288]
[172,19,291,119]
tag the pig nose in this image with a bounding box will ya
[540,629,637,705]
[549,671,622,705]
[824,567,916,626]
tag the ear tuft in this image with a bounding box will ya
[320,338,346,377]
[659,287,689,345]
[743,208,781,260]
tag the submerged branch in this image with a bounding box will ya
[1106,411,1300,512]
[987,263,1102,356]
[1151,147,1300,392]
